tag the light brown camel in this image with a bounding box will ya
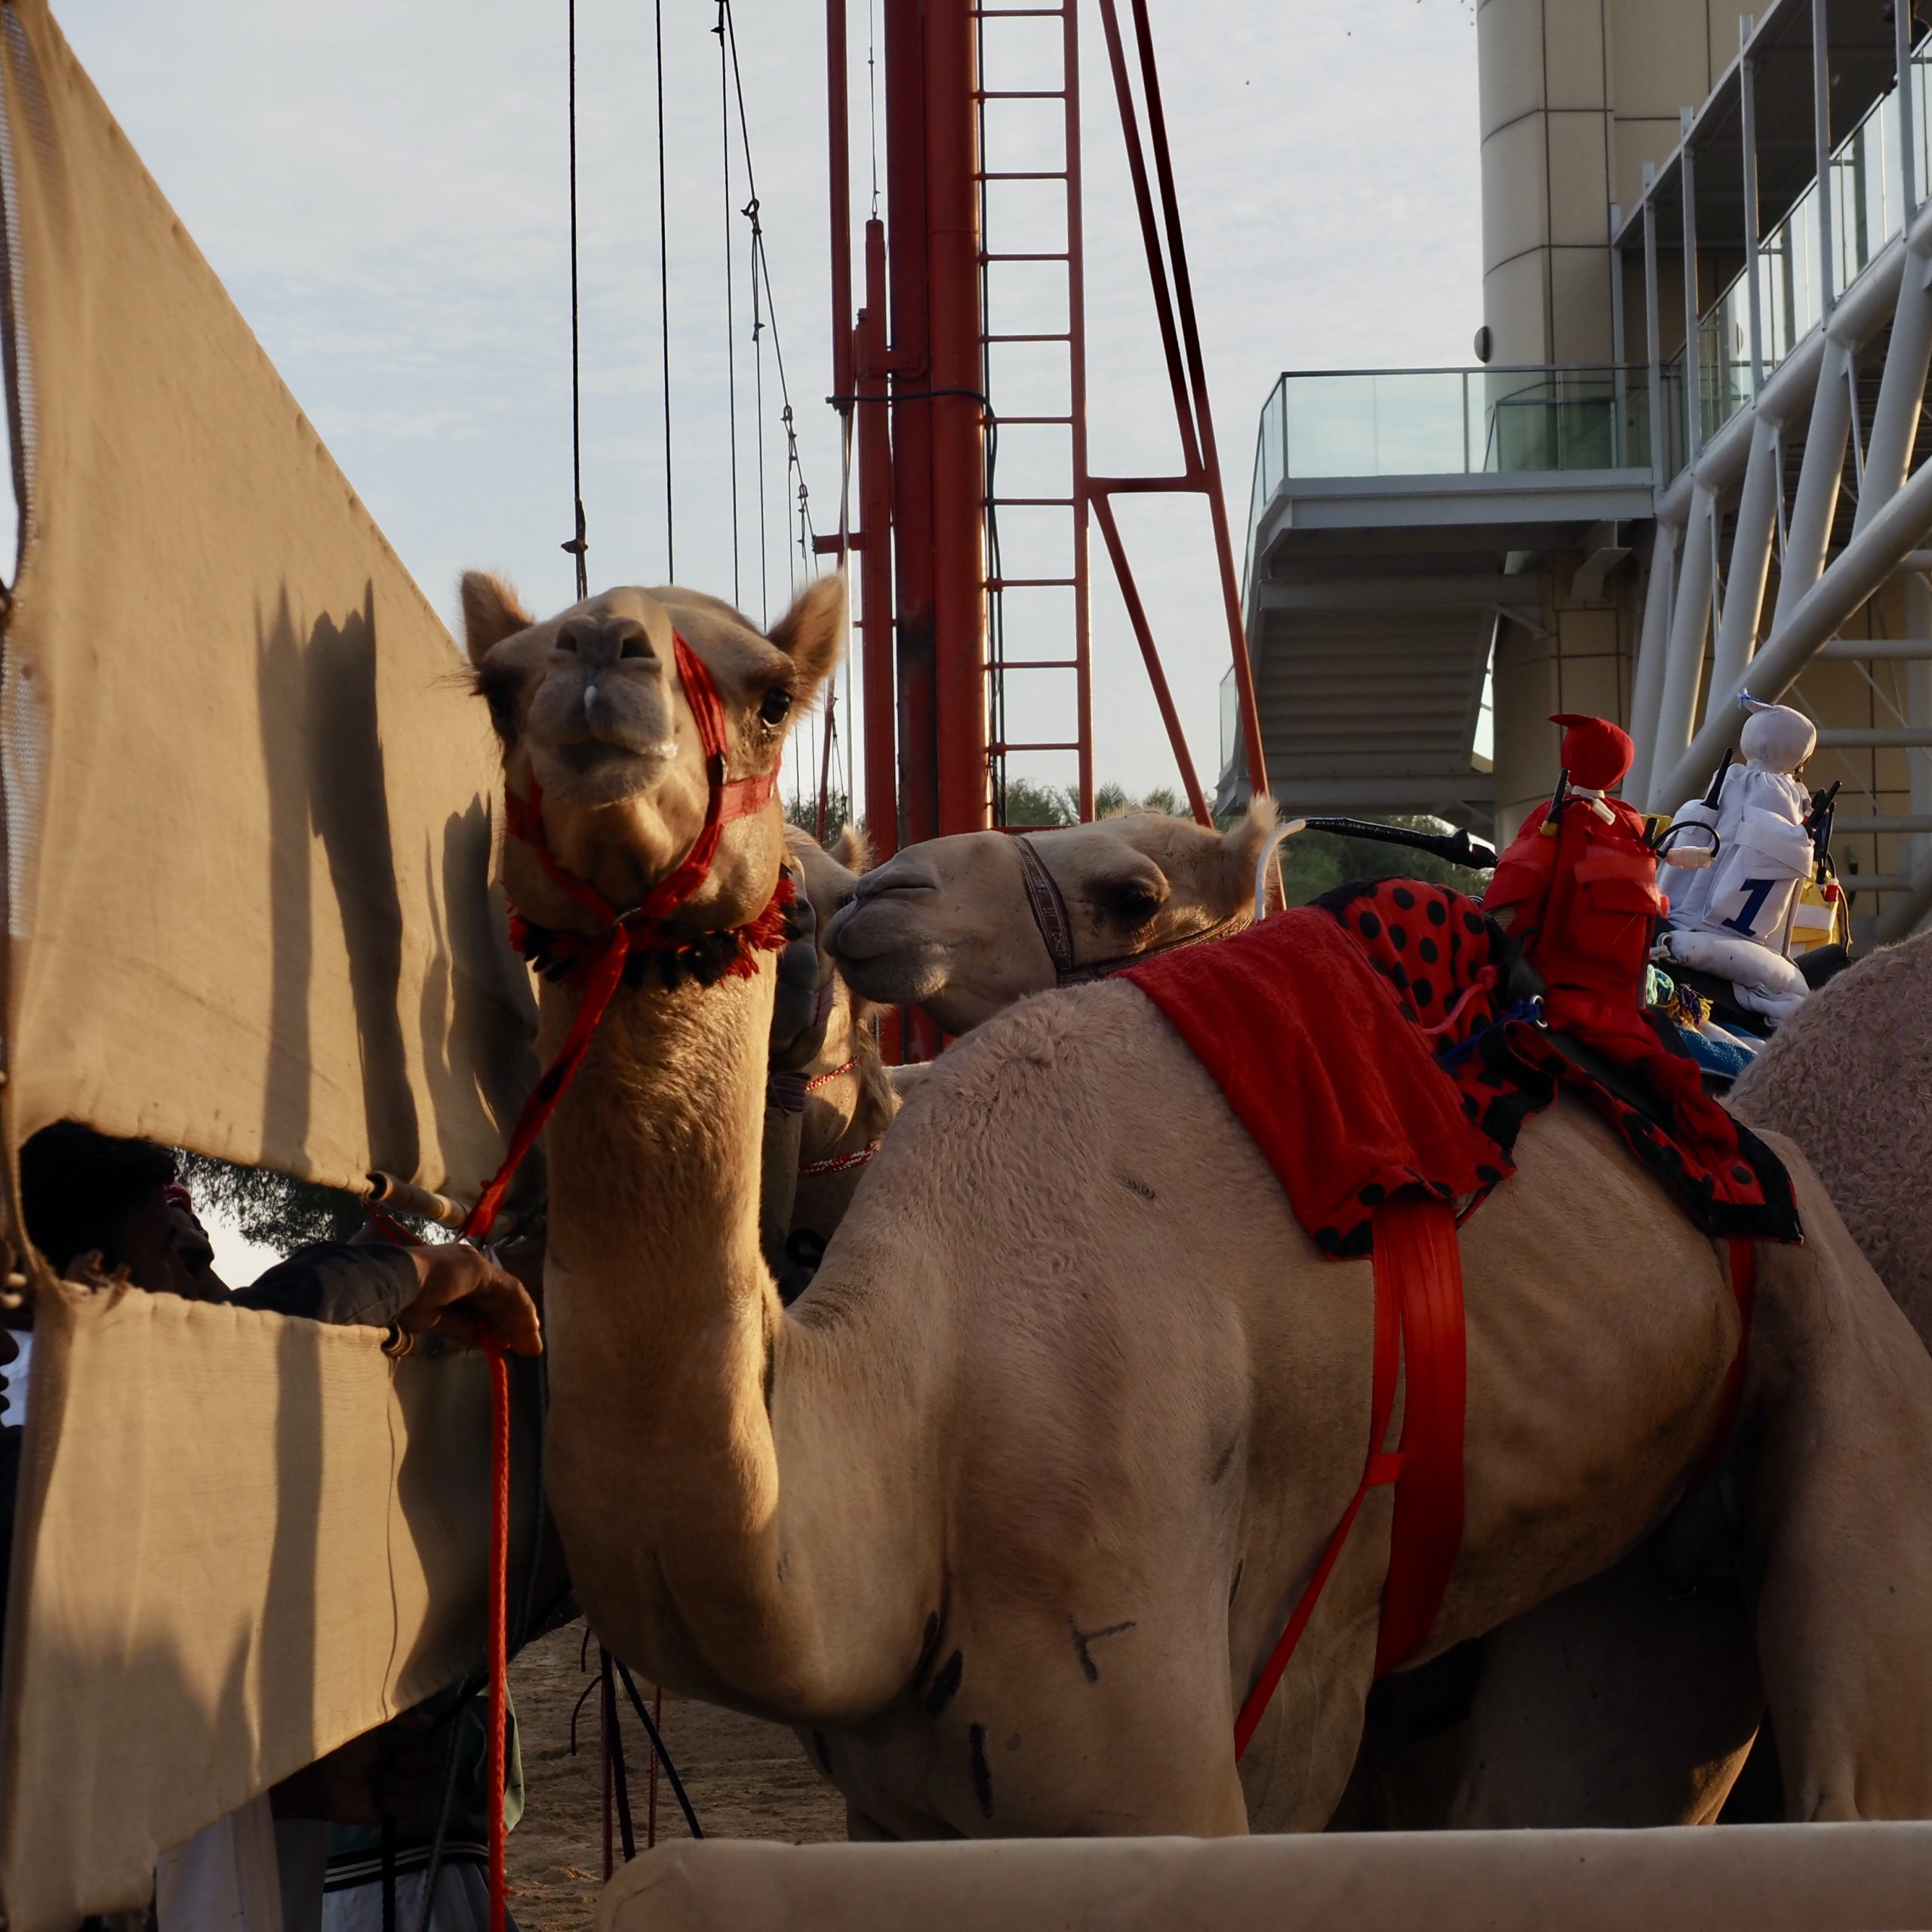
[463,568,1932,1836]
[774,824,900,1278]
[1729,928,1932,1341]
[825,804,1276,1034]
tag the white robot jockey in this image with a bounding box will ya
[1652,695,1820,1026]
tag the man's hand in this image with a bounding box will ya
[398,1242,543,1357]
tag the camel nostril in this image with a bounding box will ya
[556,627,581,655]
[620,634,657,662]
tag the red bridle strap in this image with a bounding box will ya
[467,631,782,1242]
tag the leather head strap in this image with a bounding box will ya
[503,629,780,940]
[1012,834,1076,978]
[1012,829,1249,987]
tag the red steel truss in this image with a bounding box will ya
[825,0,1266,851]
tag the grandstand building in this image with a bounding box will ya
[1226,0,1932,941]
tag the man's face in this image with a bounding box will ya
[115,1189,229,1303]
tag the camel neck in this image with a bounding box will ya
[537,956,938,1717]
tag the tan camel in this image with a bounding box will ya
[463,569,1932,1836]
[1730,930,1932,1340]
[774,824,900,1278]
[826,804,1275,1034]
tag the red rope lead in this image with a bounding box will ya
[481,1332,511,1932]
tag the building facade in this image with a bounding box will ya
[1229,0,1932,943]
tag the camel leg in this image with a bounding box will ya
[1435,1555,1760,1826]
[1746,1151,1932,1818]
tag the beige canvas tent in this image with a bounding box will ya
[0,2,539,1922]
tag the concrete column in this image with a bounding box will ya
[1647,483,1717,811]
[1478,0,1714,368]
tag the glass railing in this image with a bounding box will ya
[1676,43,1932,469]
[1243,365,1655,592]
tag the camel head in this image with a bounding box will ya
[824,797,1278,1033]
[461,570,844,940]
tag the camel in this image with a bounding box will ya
[1730,929,1932,1341]
[463,568,1932,1835]
[826,804,1275,1035]
[771,824,900,1286]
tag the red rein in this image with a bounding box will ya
[444,633,786,1927]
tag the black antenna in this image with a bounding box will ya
[1544,767,1571,828]
[1805,777,1842,881]
[1700,746,1734,811]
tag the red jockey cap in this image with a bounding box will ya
[1551,712,1633,789]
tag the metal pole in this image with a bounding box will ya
[1063,0,1094,822]
[827,0,854,411]
[1776,338,1854,617]
[1682,125,1703,462]
[1647,484,1718,809]
[883,0,937,849]
[1659,448,1932,804]
[1741,32,1764,395]
[857,220,897,860]
[924,0,989,833]
[1610,202,1627,468]
[1900,0,1919,222]
[1643,174,1665,473]
[1814,0,1837,318]
[1091,493,1210,823]
[1124,0,1265,804]
[1711,417,1781,698]
[1626,518,1681,802]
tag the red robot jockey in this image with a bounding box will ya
[1483,712,1734,1144]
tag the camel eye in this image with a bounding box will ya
[759,688,794,726]
[1110,884,1162,924]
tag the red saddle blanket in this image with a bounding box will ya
[1123,878,1800,1255]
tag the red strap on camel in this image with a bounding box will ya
[1232,1194,1464,1758]
[1232,1208,1758,1761]
[468,632,779,1239]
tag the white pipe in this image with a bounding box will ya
[1856,243,1932,530]
[1656,451,1932,805]
[1626,519,1681,804]
[1647,485,1718,809]
[1711,418,1781,699]
[1772,337,1852,623]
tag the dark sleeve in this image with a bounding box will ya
[0,1423,21,1649]
[232,1242,420,1330]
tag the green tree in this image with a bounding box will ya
[997,777,1076,827]
[177,1152,370,1259]
[784,789,852,844]
[1275,814,1491,907]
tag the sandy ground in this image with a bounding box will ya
[506,1620,847,1931]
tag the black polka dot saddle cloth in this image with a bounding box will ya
[1312,878,1800,1248]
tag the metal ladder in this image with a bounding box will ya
[974,0,1094,822]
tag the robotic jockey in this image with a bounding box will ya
[1484,713,1735,1146]
[1653,697,1818,1026]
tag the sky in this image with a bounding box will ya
[60,0,1484,823]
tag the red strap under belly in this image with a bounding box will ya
[1233,1195,1465,1757]
[1373,1196,1469,1677]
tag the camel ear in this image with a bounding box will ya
[831,823,873,875]
[1219,795,1281,912]
[460,570,536,666]
[768,573,846,700]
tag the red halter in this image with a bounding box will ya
[464,632,788,1241]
